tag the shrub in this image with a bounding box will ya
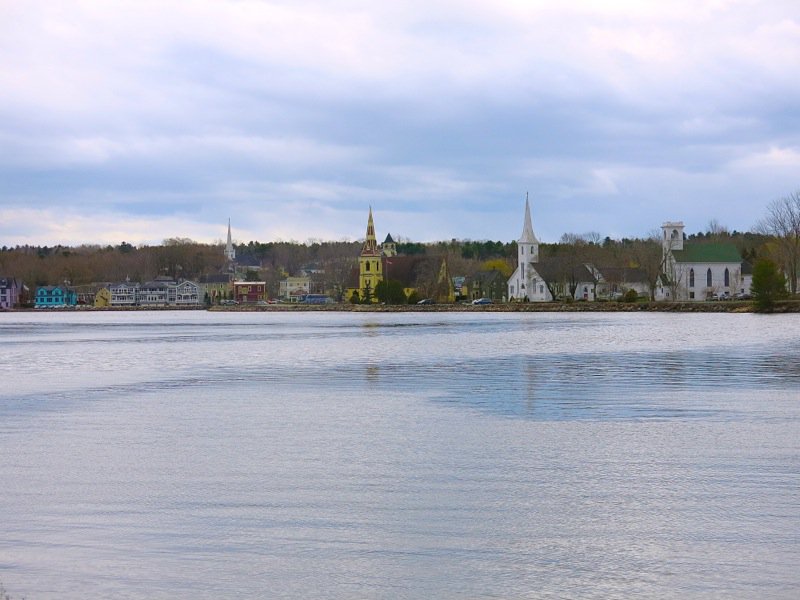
[623,289,638,303]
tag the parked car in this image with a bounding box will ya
[417,298,434,305]
[735,292,752,300]
[472,297,493,305]
[711,292,730,301]
[220,299,238,305]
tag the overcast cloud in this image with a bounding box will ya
[1,0,799,246]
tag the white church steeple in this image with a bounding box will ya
[518,193,539,264]
[224,219,236,261]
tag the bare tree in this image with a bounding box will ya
[707,219,729,238]
[756,191,800,294]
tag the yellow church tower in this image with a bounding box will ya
[359,207,383,302]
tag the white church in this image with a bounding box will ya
[656,221,751,301]
[506,196,596,302]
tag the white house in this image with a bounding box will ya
[656,221,749,301]
[174,281,200,305]
[591,266,651,299]
[280,276,311,301]
[109,281,139,306]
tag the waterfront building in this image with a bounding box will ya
[346,208,454,303]
[109,281,139,306]
[590,267,651,300]
[199,274,233,305]
[280,276,311,301]
[34,285,77,308]
[0,277,24,308]
[94,287,112,307]
[656,221,750,301]
[358,207,383,302]
[507,195,595,302]
[174,281,200,305]
[466,270,508,302]
[233,281,267,304]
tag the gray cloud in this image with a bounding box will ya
[1,1,798,246]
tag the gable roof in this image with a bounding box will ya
[532,259,595,283]
[672,243,741,263]
[595,266,648,284]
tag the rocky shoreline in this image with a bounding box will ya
[8,300,800,313]
[205,300,800,313]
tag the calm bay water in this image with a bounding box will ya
[0,310,798,599]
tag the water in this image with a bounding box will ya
[0,311,798,599]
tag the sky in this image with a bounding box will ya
[1,0,799,247]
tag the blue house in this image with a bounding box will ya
[35,285,78,308]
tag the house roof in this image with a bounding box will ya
[467,269,506,286]
[672,243,741,263]
[200,274,232,284]
[596,266,649,284]
[532,259,595,283]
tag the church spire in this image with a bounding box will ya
[361,206,379,256]
[519,192,539,244]
[225,218,236,261]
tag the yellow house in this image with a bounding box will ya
[94,287,112,307]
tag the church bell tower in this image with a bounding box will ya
[358,207,383,301]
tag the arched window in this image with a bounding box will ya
[365,261,370,272]
[707,268,712,287]
[724,268,730,287]
[689,268,695,287]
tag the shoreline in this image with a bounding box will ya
[7,300,800,313]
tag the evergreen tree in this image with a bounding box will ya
[751,258,787,312]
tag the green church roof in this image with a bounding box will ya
[672,243,741,263]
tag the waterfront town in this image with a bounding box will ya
[0,197,797,311]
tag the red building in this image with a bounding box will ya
[233,281,267,304]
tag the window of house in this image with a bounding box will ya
[724,268,730,287]
[707,268,712,287]
[689,268,695,287]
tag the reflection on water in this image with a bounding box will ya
[0,311,799,599]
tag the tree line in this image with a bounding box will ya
[2,191,798,304]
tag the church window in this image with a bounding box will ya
[724,268,730,287]
[706,268,712,287]
[689,269,695,287]
[539,284,544,294]
[365,262,370,272]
